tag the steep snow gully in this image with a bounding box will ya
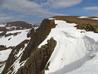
[39,20,98,74]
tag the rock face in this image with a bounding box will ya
[16,38,56,74]
[1,16,98,74]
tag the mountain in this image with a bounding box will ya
[1,16,98,74]
[0,21,33,73]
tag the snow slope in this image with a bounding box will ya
[0,49,12,62]
[0,29,30,47]
[0,29,30,73]
[39,20,98,74]
[0,49,12,73]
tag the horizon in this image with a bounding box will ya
[0,0,98,24]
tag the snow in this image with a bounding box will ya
[0,49,12,73]
[38,20,98,74]
[0,29,30,47]
[92,18,98,20]
[78,16,88,18]
[6,29,30,34]
[6,26,16,30]
[0,49,12,61]
[0,31,3,33]
[34,27,38,30]
[0,63,5,74]
[49,18,55,20]
[0,24,5,27]
[8,44,28,74]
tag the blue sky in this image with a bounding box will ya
[0,0,98,24]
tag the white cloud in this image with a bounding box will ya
[0,0,82,23]
[84,6,98,11]
[0,14,17,23]
[1,0,60,17]
[43,0,82,8]
[1,0,82,17]
[0,13,32,23]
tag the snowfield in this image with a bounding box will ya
[39,20,98,74]
[0,49,12,62]
[0,29,30,47]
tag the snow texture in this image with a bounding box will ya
[0,29,30,47]
[78,16,88,18]
[0,49,12,62]
[0,24,5,27]
[92,18,98,20]
[38,20,98,74]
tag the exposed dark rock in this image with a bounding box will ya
[0,27,7,31]
[0,45,7,50]
[5,32,21,37]
[76,24,96,32]
[0,45,14,51]
[20,19,56,62]
[16,38,56,74]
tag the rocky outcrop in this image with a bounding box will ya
[16,38,56,74]
[20,19,56,62]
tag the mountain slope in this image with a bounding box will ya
[0,21,33,74]
[1,16,98,74]
[45,20,98,74]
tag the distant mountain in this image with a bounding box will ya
[0,21,33,32]
[6,21,33,30]
[1,16,98,74]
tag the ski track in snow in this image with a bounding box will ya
[38,20,98,74]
